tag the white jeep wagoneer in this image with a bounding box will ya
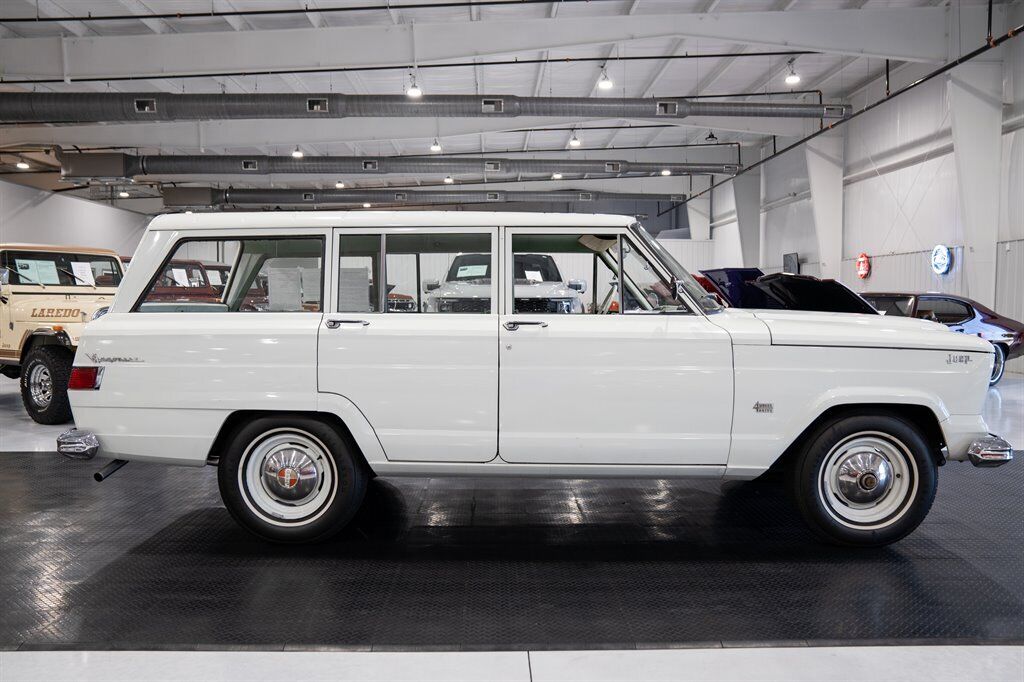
[58,212,1015,546]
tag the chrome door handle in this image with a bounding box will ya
[325,319,370,329]
[503,320,548,331]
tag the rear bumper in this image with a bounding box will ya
[966,435,1016,468]
[57,428,99,460]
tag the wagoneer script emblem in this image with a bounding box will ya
[946,354,972,365]
[753,402,774,414]
[85,352,143,364]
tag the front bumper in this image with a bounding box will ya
[966,435,1016,467]
[57,428,99,460]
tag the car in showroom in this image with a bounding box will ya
[0,243,123,423]
[57,212,1015,547]
[862,292,1024,385]
[424,252,586,314]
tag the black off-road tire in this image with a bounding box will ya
[218,415,368,543]
[20,345,74,425]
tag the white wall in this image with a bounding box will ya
[0,179,149,256]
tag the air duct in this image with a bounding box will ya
[61,153,738,180]
[1,93,851,124]
[163,187,684,208]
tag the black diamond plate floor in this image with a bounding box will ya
[1,451,1021,651]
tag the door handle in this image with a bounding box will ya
[503,320,548,331]
[325,319,370,329]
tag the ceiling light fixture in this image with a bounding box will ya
[291,146,304,158]
[785,58,801,86]
[443,175,454,184]
[335,181,345,189]
[705,130,718,144]
[551,172,563,180]
[661,169,672,176]
[15,161,30,169]
[118,190,130,198]
[597,68,614,91]
[363,203,372,208]
[569,131,581,147]
[406,72,422,98]
[430,138,442,152]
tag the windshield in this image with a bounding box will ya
[446,253,492,282]
[628,223,723,313]
[1,250,122,287]
[513,253,562,283]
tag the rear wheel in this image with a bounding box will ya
[217,415,368,543]
[20,345,74,425]
[790,413,937,547]
[989,344,1006,386]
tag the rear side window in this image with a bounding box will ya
[135,237,323,313]
[914,297,972,325]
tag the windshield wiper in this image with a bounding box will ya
[56,267,96,289]
[1,265,46,288]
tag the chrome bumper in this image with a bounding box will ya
[57,429,100,460]
[966,435,1016,468]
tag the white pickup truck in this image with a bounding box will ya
[58,211,1015,546]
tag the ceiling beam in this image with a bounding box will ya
[0,7,976,81]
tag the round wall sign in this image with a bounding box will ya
[856,252,871,279]
[931,244,952,275]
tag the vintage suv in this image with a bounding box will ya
[1,243,123,423]
[57,212,1016,546]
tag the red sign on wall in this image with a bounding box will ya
[856,252,871,279]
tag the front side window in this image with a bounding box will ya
[1,250,122,288]
[629,222,719,313]
[136,237,323,313]
[508,232,689,315]
[915,297,973,325]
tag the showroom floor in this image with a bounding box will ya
[0,377,1021,677]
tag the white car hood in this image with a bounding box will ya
[748,308,992,353]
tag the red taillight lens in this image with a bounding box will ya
[68,366,102,390]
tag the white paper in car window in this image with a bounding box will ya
[525,270,543,282]
[268,267,302,311]
[170,268,190,287]
[207,270,222,286]
[70,262,96,286]
[339,267,372,312]
[15,259,61,285]
[300,267,321,303]
[457,264,488,278]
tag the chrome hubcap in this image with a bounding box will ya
[239,428,337,527]
[28,364,53,408]
[818,432,918,530]
[991,347,1005,382]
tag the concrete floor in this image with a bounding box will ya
[2,373,1021,454]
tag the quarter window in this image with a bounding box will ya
[915,297,972,325]
[136,237,323,313]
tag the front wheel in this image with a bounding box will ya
[989,344,1006,386]
[790,413,938,547]
[20,345,74,425]
[217,416,368,543]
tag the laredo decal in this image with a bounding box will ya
[31,308,82,318]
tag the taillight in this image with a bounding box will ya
[68,366,103,390]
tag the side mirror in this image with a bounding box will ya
[567,279,587,294]
[423,279,440,292]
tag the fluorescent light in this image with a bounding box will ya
[362,203,372,208]
[291,146,304,158]
[15,161,30,170]
[551,172,563,180]
[569,132,581,147]
[443,175,454,184]
[118,190,130,198]
[335,181,345,189]
[430,138,442,152]
[661,169,671,176]
[597,69,613,90]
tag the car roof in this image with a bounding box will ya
[147,211,636,231]
[0,243,122,257]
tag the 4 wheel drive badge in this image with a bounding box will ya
[276,467,300,489]
[753,401,774,414]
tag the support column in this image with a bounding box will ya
[805,130,845,280]
[733,146,763,267]
[687,175,712,241]
[949,61,1003,308]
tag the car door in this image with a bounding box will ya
[497,226,734,466]
[317,227,499,463]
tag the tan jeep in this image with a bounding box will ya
[0,244,123,424]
